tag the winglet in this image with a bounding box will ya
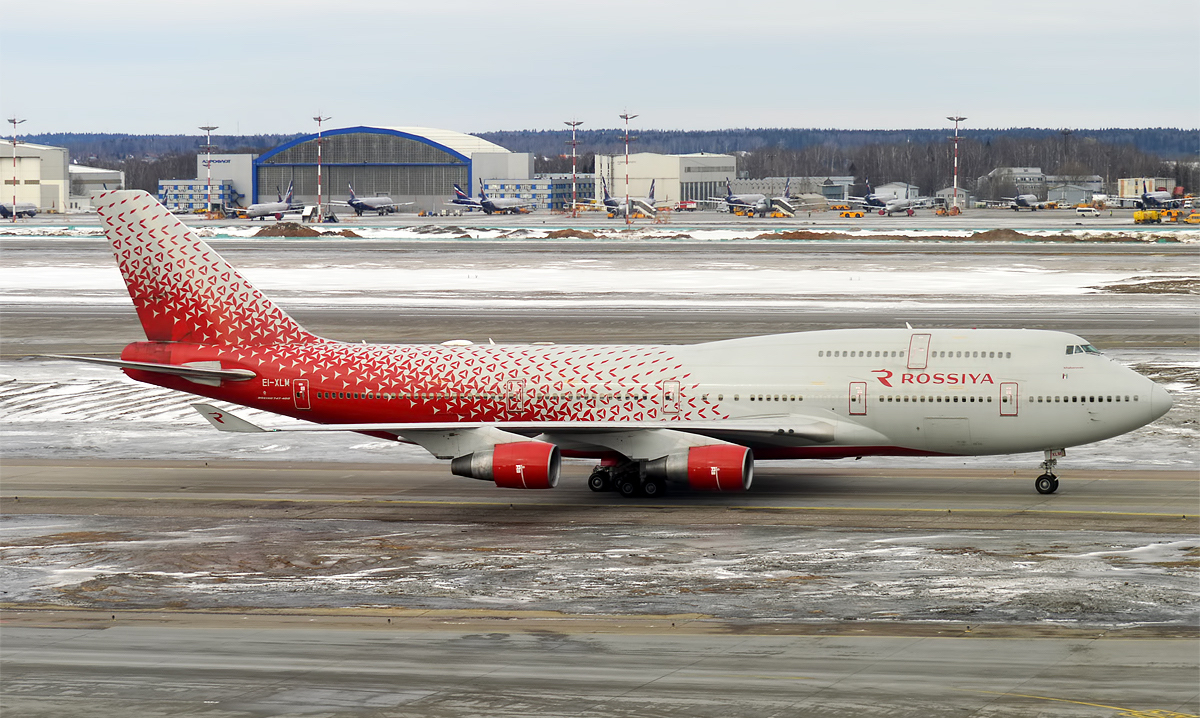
[192,403,269,433]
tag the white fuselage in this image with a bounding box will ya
[654,328,1168,458]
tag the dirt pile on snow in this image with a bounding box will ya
[546,229,598,239]
[252,223,322,238]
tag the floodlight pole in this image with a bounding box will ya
[199,125,218,217]
[564,119,583,218]
[619,112,637,225]
[947,116,966,210]
[313,115,331,222]
[7,117,25,223]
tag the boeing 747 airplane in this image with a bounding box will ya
[58,190,1172,498]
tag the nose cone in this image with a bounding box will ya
[1149,381,1174,421]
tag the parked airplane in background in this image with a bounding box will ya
[56,189,1173,500]
[590,176,662,218]
[1004,194,1050,211]
[0,202,38,219]
[1137,181,1184,210]
[333,184,411,216]
[844,182,928,216]
[241,181,303,220]
[704,179,819,217]
[449,181,536,214]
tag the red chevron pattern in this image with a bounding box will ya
[99,191,728,426]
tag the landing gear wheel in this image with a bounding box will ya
[1035,474,1058,494]
[617,478,641,498]
[587,468,612,493]
[641,477,665,498]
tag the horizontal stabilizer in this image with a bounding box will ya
[47,355,257,383]
[192,403,268,433]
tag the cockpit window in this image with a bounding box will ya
[1066,344,1103,355]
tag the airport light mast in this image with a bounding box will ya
[199,125,218,217]
[947,116,966,211]
[313,115,331,222]
[619,112,637,225]
[564,119,583,218]
[7,117,25,223]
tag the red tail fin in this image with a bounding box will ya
[94,190,318,346]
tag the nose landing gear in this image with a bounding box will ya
[1035,449,1063,494]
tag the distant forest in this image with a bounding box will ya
[14,128,1198,197]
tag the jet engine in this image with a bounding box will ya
[450,442,560,489]
[643,445,753,492]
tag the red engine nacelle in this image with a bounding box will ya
[450,441,560,489]
[644,445,753,492]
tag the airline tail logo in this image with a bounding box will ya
[725,178,733,198]
[93,190,315,346]
[648,180,655,202]
[453,184,469,200]
[284,180,294,205]
[477,179,489,201]
[601,177,611,201]
[783,178,791,196]
[347,183,357,201]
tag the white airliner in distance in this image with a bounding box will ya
[1136,181,1185,210]
[1003,194,1052,211]
[0,201,38,219]
[846,182,929,216]
[241,180,304,219]
[58,189,1173,499]
[332,183,412,216]
[704,179,821,217]
[449,180,537,214]
[587,176,663,218]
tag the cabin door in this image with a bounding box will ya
[292,378,311,410]
[661,380,681,415]
[908,334,931,370]
[1000,382,1019,416]
[849,382,867,415]
[506,379,527,417]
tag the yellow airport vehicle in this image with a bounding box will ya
[1159,209,1184,223]
[839,210,864,218]
[829,203,851,211]
[1133,210,1162,224]
[1184,212,1200,224]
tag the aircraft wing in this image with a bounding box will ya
[190,403,870,460]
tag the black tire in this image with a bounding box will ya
[641,477,665,498]
[617,478,641,498]
[587,472,611,492]
[1035,474,1057,494]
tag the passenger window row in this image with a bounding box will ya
[932,351,1011,359]
[880,395,993,403]
[819,350,904,358]
[1035,395,1136,403]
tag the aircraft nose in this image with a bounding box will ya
[1149,381,1174,420]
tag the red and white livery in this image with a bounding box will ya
[59,190,1173,497]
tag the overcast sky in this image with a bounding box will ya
[2,0,1196,137]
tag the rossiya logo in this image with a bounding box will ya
[872,369,994,387]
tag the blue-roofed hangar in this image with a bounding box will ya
[252,126,512,213]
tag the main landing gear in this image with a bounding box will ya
[1035,449,1063,494]
[588,461,666,498]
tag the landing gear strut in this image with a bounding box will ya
[1035,450,1062,494]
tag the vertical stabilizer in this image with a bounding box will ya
[94,190,318,345]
